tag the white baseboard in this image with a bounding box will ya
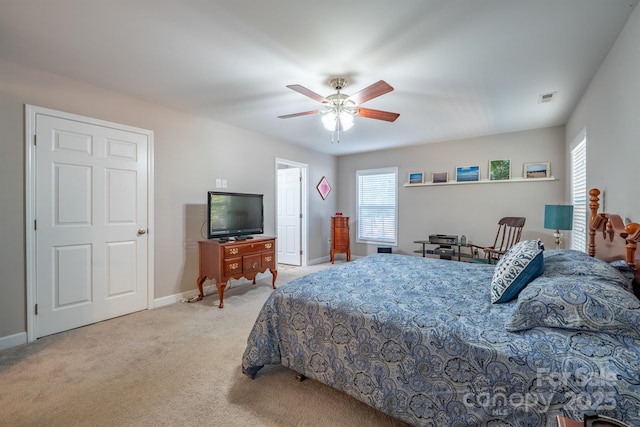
[0,332,27,351]
[154,289,200,308]
[308,256,331,265]
[308,255,361,265]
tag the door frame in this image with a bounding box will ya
[24,105,155,342]
[275,158,308,267]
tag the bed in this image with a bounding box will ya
[242,189,640,426]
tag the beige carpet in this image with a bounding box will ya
[0,263,409,427]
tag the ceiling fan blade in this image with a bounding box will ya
[355,107,400,122]
[277,110,322,119]
[346,80,394,105]
[286,84,328,103]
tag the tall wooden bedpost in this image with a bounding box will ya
[624,223,639,270]
[588,188,601,258]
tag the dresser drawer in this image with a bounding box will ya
[224,240,275,257]
[243,254,262,274]
[262,252,276,269]
[332,217,349,228]
[223,257,242,276]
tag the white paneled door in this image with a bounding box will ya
[30,109,152,338]
[277,167,301,265]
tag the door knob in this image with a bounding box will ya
[137,229,147,236]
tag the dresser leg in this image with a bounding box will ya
[330,249,335,264]
[271,269,278,289]
[347,250,351,262]
[216,281,227,309]
[196,276,206,301]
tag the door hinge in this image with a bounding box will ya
[300,250,303,255]
[33,134,37,146]
[299,213,303,219]
[35,304,38,315]
[34,219,37,230]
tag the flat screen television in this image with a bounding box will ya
[207,191,264,240]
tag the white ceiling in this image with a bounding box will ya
[0,0,637,155]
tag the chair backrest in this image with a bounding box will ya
[492,217,526,252]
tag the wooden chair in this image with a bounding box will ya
[467,217,526,264]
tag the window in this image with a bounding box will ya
[570,131,587,251]
[356,167,398,245]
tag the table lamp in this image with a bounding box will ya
[544,205,574,249]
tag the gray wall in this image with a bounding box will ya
[0,59,337,342]
[566,4,640,261]
[337,126,566,257]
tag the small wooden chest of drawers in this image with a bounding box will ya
[197,237,277,308]
[330,216,350,263]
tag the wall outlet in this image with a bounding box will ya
[222,179,227,188]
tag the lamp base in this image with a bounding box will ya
[553,230,563,249]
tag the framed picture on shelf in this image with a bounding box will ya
[455,165,480,182]
[432,171,448,183]
[523,162,550,179]
[408,171,424,184]
[489,159,511,181]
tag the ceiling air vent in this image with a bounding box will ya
[538,91,557,104]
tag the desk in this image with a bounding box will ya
[414,240,467,261]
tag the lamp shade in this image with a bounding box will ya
[544,205,574,231]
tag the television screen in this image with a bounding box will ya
[207,192,264,239]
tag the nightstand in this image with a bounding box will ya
[557,415,581,427]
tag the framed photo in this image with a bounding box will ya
[316,176,331,200]
[455,165,480,182]
[523,162,550,179]
[432,171,448,183]
[489,159,511,181]
[408,171,424,184]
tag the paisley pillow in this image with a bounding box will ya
[506,276,640,339]
[490,239,544,303]
[542,249,633,292]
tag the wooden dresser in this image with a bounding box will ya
[196,237,277,308]
[330,216,350,263]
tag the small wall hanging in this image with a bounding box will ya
[316,176,332,200]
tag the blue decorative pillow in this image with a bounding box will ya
[609,259,636,289]
[490,240,544,303]
[506,276,640,339]
[542,250,633,292]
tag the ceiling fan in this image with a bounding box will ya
[278,78,400,142]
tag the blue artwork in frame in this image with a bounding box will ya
[456,165,480,182]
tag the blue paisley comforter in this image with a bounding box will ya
[242,252,640,426]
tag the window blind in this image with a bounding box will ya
[571,136,587,251]
[356,167,398,245]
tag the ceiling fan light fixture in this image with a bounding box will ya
[321,111,354,131]
[280,78,398,142]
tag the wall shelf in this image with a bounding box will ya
[403,176,556,187]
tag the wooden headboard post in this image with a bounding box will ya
[588,188,640,273]
[588,188,602,258]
